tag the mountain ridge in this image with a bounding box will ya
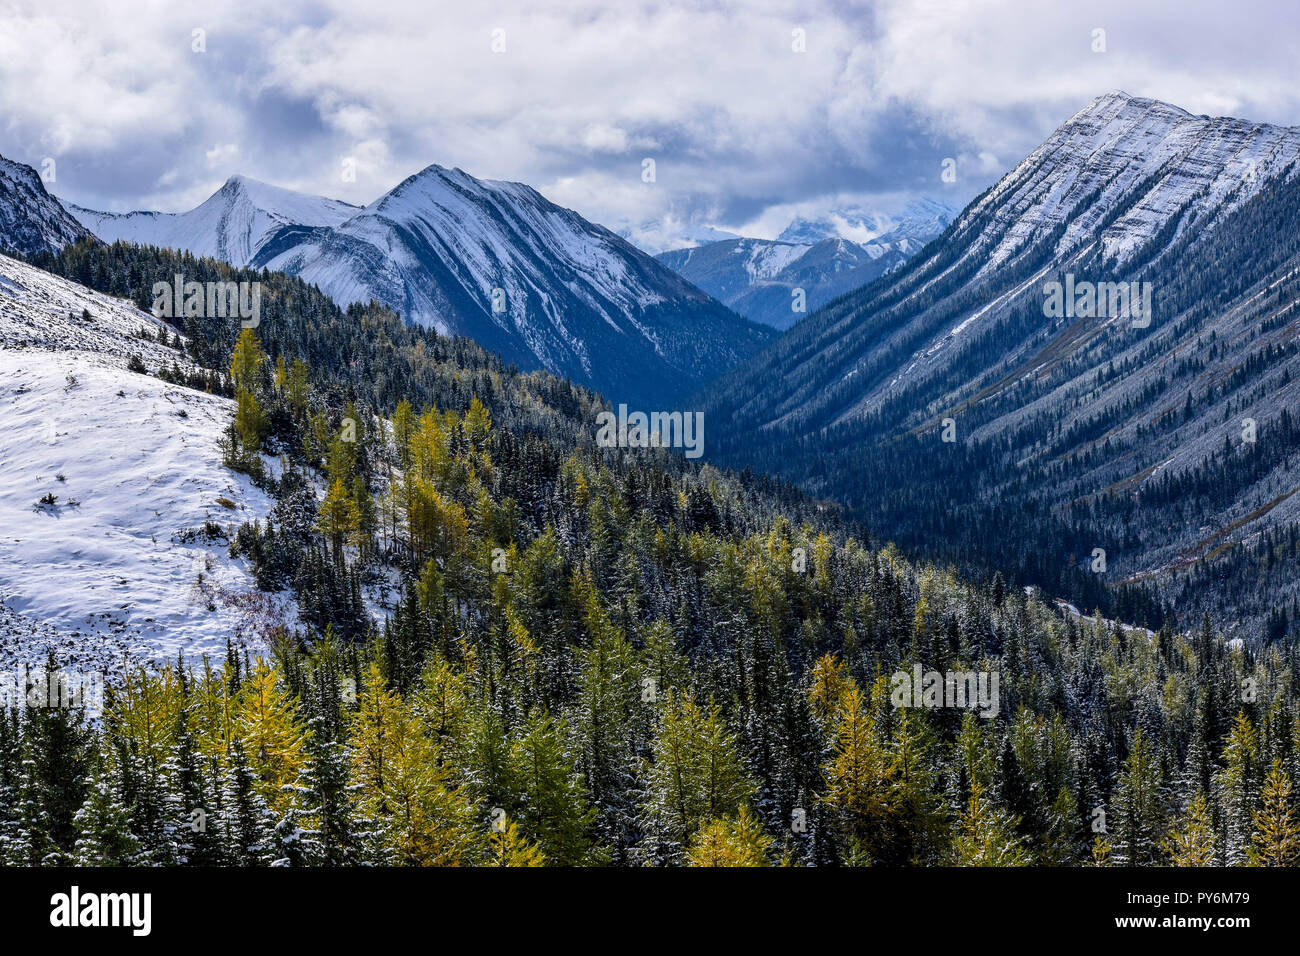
[657,235,919,329]
[63,162,773,407]
[699,90,1300,636]
[68,175,361,270]
[0,153,93,256]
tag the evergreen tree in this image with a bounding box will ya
[230,327,266,392]
[1249,759,1300,866]
[17,656,93,859]
[952,781,1030,866]
[489,819,545,867]
[1113,729,1166,865]
[1216,711,1261,866]
[686,807,772,867]
[291,714,358,866]
[73,767,143,865]
[642,691,755,862]
[1163,792,1216,866]
[821,685,891,864]
[219,739,275,866]
[508,712,598,865]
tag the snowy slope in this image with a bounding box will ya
[857,90,1300,415]
[0,154,93,256]
[261,164,671,332]
[945,91,1300,278]
[69,164,771,406]
[69,175,360,267]
[248,164,772,405]
[0,252,289,671]
[715,92,1300,429]
[703,91,1300,632]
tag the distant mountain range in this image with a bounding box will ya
[701,91,1300,636]
[652,199,955,328]
[58,166,773,407]
[656,234,922,330]
[776,197,957,246]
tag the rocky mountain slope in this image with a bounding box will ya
[0,154,93,256]
[67,165,773,407]
[701,92,1300,638]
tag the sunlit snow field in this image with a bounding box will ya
[0,253,288,674]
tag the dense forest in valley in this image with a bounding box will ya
[2,241,1298,867]
[698,157,1300,641]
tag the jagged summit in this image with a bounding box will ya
[710,90,1300,434]
[776,197,958,246]
[67,174,359,267]
[954,89,1300,272]
[0,153,92,255]
[701,91,1300,631]
[655,197,954,328]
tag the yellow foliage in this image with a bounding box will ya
[490,820,546,867]
[808,653,852,724]
[236,660,311,814]
[106,668,184,771]
[687,807,772,866]
[349,662,480,865]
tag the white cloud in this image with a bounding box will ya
[581,124,630,154]
[205,143,240,169]
[0,0,1296,240]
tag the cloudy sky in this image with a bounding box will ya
[2,0,1298,249]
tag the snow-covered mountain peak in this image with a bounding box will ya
[706,90,1300,435]
[61,159,770,405]
[777,197,957,246]
[67,176,359,267]
[216,173,344,210]
[0,153,93,256]
[958,92,1300,273]
[370,162,526,217]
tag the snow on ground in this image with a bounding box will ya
[1022,585,1158,640]
[0,252,290,673]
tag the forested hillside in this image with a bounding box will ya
[3,242,1299,866]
